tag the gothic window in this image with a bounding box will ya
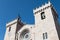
[43,32,48,40]
[9,27,11,32]
[41,12,45,20]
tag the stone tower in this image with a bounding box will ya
[33,1,60,40]
[4,17,24,40]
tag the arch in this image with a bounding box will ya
[20,29,30,40]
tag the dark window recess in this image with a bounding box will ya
[9,27,11,32]
[41,12,46,20]
[43,32,48,39]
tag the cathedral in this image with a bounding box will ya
[4,1,60,40]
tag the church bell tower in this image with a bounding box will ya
[33,1,60,40]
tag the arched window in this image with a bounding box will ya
[41,12,46,20]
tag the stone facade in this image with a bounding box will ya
[4,1,60,40]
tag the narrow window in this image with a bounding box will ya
[41,12,45,20]
[43,32,48,40]
[9,27,11,32]
[45,32,47,39]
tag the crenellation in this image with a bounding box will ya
[33,1,52,14]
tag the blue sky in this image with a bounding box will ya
[0,0,60,40]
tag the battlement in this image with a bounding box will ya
[33,1,52,14]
